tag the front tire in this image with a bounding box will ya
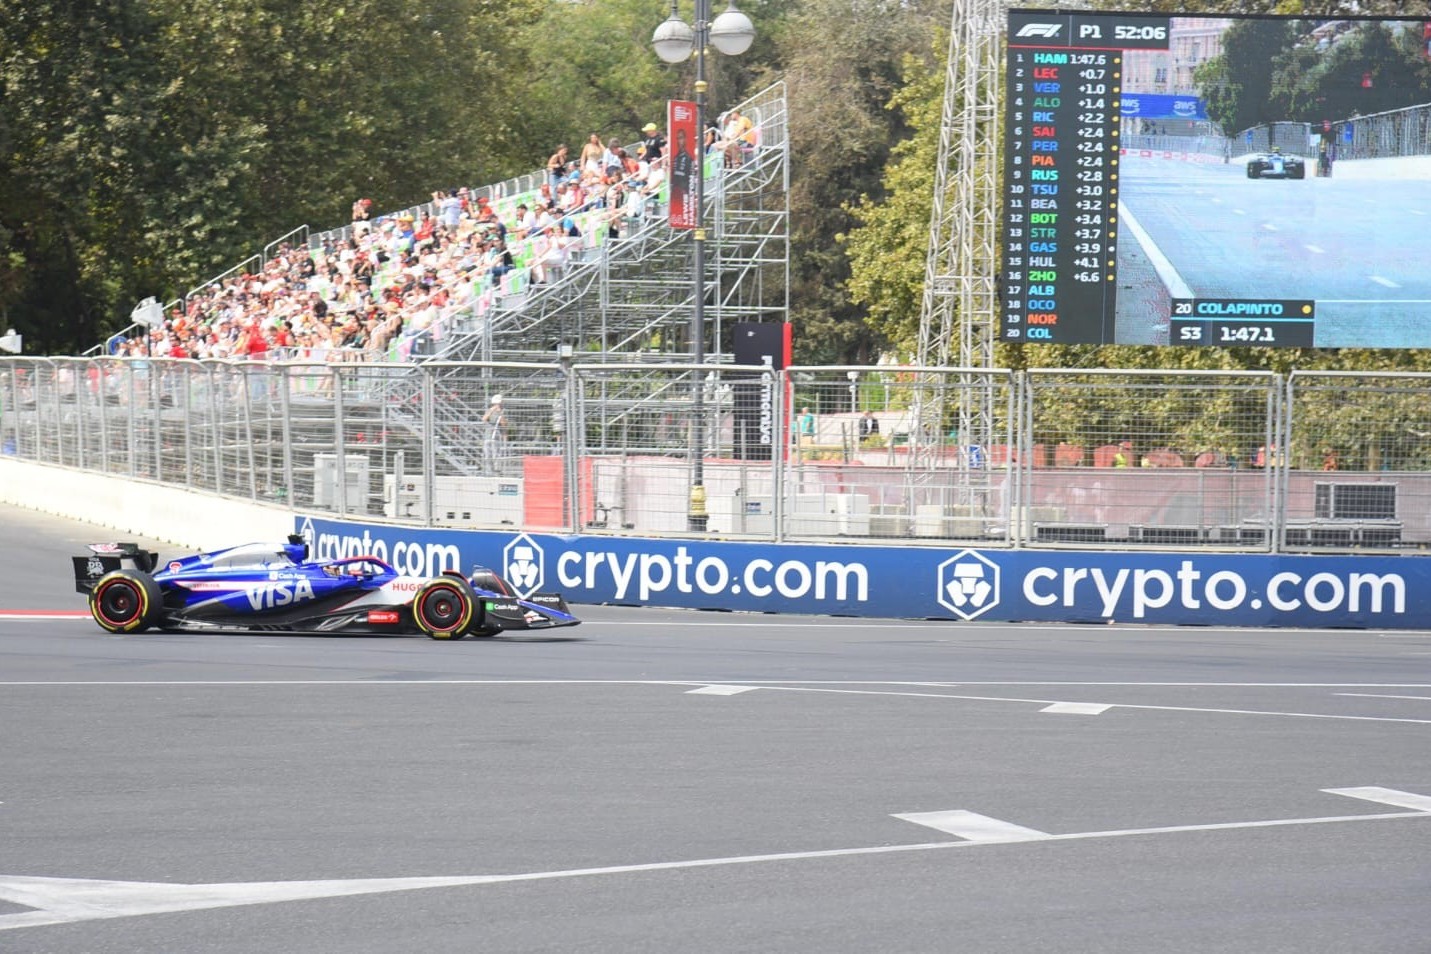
[412,577,478,640]
[89,570,163,634]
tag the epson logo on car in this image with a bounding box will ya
[246,579,315,610]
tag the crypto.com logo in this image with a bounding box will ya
[503,533,544,597]
[936,550,1001,620]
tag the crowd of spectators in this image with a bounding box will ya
[106,112,755,363]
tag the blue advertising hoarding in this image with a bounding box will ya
[1120,93,1208,122]
[298,515,1431,630]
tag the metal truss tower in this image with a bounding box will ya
[913,0,1003,455]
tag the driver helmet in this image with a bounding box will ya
[1271,146,1282,154]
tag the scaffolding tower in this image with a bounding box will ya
[909,0,1004,506]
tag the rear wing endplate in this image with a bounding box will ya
[71,544,160,594]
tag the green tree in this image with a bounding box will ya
[842,50,942,357]
[1,0,542,352]
[766,0,939,366]
[1198,19,1301,136]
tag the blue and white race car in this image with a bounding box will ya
[1246,149,1306,179]
[72,536,579,639]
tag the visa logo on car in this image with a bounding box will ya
[245,579,315,610]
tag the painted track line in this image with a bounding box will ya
[1118,200,1194,299]
[4,804,1429,932]
[0,611,89,620]
[4,680,1431,688]
[741,684,1431,725]
[5,680,1429,725]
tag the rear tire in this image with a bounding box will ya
[89,570,163,634]
[412,577,478,640]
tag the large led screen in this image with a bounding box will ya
[1001,11,1431,348]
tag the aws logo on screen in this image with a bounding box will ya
[936,550,1001,620]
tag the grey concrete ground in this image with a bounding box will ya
[2,504,1430,952]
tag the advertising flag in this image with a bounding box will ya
[668,100,698,229]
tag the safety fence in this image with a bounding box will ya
[3,359,1428,553]
[1332,101,1431,161]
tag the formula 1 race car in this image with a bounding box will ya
[1246,150,1306,179]
[72,536,579,639]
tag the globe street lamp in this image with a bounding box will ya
[653,0,754,532]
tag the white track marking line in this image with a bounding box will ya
[1118,201,1193,299]
[686,685,759,696]
[1323,787,1431,812]
[1336,692,1431,702]
[891,810,1050,843]
[0,613,90,620]
[5,680,1431,687]
[1370,275,1400,288]
[1261,222,1279,231]
[1040,702,1112,715]
[4,799,1428,932]
[745,685,1431,725]
[1303,244,1325,253]
[12,680,1431,723]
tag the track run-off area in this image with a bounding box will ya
[2,505,1429,953]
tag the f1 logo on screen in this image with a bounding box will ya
[1015,23,1062,38]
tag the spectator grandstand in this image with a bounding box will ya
[104,147,669,364]
[91,84,789,382]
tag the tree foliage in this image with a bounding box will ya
[1200,18,1431,136]
[1,0,540,351]
[765,0,939,366]
[842,49,942,358]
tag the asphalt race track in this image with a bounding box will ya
[1117,155,1431,348]
[2,503,1430,952]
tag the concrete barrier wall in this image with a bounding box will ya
[0,458,293,549]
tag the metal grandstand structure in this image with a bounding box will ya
[438,82,789,366]
[381,81,790,477]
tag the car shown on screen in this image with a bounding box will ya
[1246,150,1306,179]
[71,536,580,639]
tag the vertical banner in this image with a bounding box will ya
[668,99,698,230]
[731,323,792,460]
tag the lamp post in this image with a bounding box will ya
[653,0,754,532]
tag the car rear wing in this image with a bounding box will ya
[72,544,160,594]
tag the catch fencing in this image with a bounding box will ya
[3,359,1428,553]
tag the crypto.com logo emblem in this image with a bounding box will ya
[502,534,544,597]
[936,550,1001,620]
